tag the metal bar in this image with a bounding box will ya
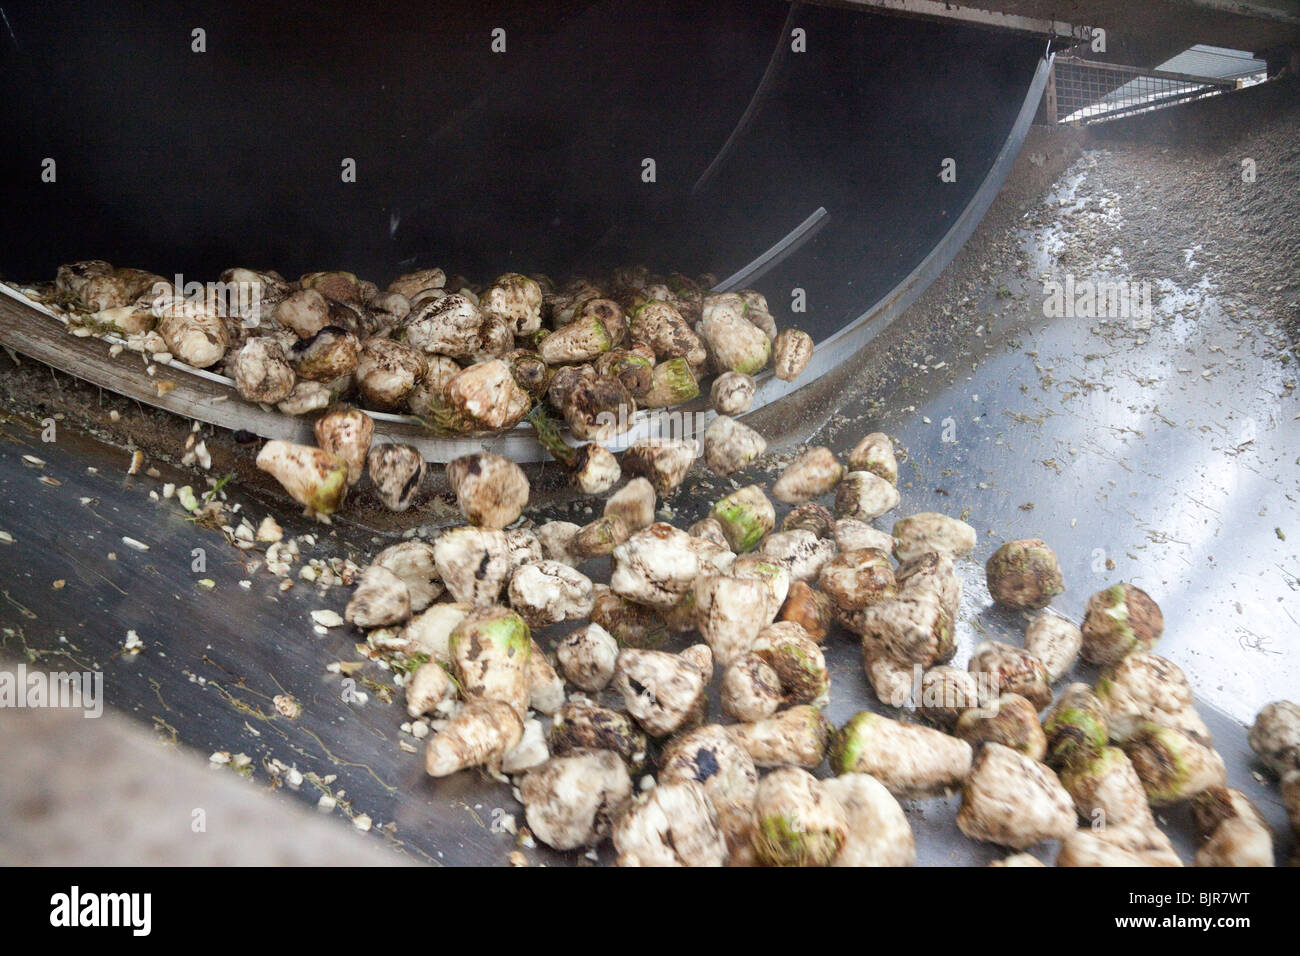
[806,0,1083,37]
[1056,55,1239,86]
[1078,83,1226,121]
[743,51,1056,410]
[710,207,830,293]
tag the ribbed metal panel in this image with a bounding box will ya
[1155,43,1267,79]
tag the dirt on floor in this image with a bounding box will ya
[818,78,1300,438]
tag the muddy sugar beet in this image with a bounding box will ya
[846,589,954,669]
[831,712,971,797]
[703,416,767,476]
[1024,612,1082,683]
[609,523,699,608]
[1080,582,1164,665]
[752,767,847,867]
[772,328,813,381]
[957,743,1076,850]
[824,773,915,867]
[1191,786,1274,867]
[524,640,565,716]
[660,725,758,859]
[255,440,348,519]
[708,485,775,553]
[604,477,656,532]
[520,751,633,851]
[772,447,843,504]
[891,512,976,562]
[699,294,771,375]
[433,527,513,606]
[819,548,896,612]
[954,693,1046,760]
[1042,682,1109,769]
[720,653,784,722]
[549,699,648,772]
[372,540,442,611]
[405,661,456,718]
[968,641,1052,711]
[1248,700,1300,777]
[693,573,770,665]
[730,704,832,769]
[917,665,984,729]
[985,538,1065,610]
[366,443,425,512]
[710,371,755,415]
[355,338,425,410]
[508,560,594,626]
[613,781,728,867]
[1095,652,1210,743]
[835,471,900,521]
[313,405,374,485]
[847,432,898,485]
[621,438,698,496]
[753,622,829,706]
[571,515,629,559]
[448,606,532,720]
[782,502,834,536]
[613,647,707,738]
[1057,744,1155,830]
[425,699,523,777]
[1124,723,1227,805]
[446,452,529,529]
[778,580,834,643]
[555,623,618,692]
[231,338,295,404]
[345,565,410,628]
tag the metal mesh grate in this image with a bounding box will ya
[1049,55,1258,125]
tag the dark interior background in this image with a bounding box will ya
[0,0,1043,341]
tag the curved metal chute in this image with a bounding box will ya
[0,1,1051,459]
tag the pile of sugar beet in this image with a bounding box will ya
[27,261,810,449]
[28,259,818,518]
[28,261,1299,866]
[337,432,1299,866]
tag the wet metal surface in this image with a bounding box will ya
[0,420,516,865]
[1,145,1297,865]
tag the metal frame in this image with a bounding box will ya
[808,0,1084,37]
[816,0,1300,32]
[1050,53,1259,124]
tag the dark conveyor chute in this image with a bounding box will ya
[0,0,1050,458]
